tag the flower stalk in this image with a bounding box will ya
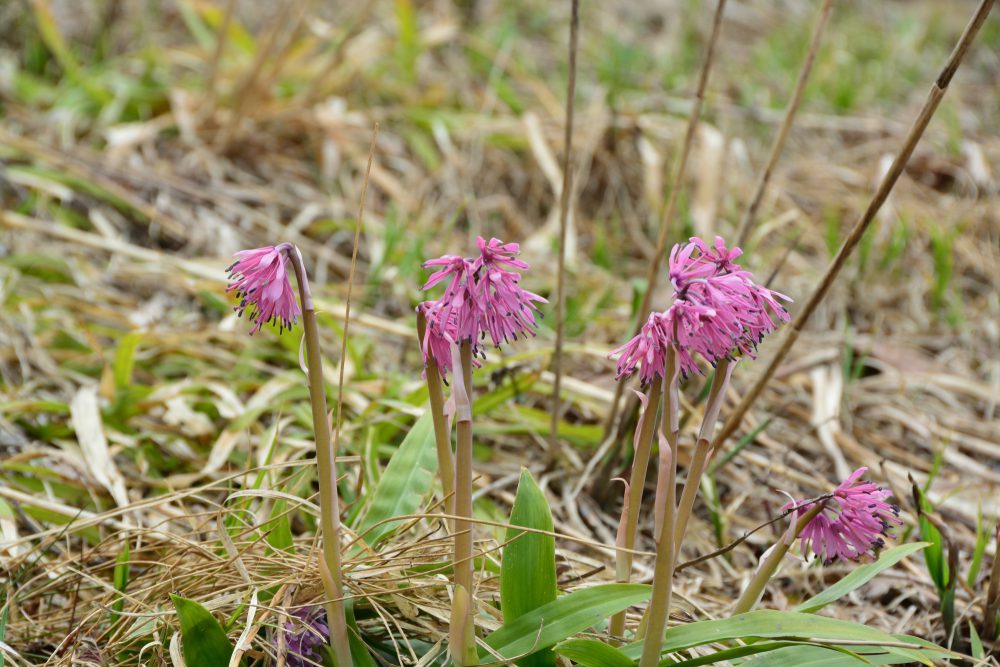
[732,500,828,615]
[284,247,353,667]
[673,358,733,556]
[638,352,679,667]
[450,340,478,666]
[609,379,662,641]
[417,309,455,520]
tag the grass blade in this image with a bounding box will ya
[500,468,558,667]
[484,584,650,661]
[352,410,437,548]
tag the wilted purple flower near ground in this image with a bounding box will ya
[787,467,902,564]
[227,245,301,335]
[276,606,329,667]
[419,237,545,376]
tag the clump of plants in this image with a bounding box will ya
[206,235,960,667]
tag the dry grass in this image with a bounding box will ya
[1,0,999,664]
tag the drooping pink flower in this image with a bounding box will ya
[227,245,301,335]
[273,606,329,667]
[474,238,547,348]
[786,467,902,565]
[419,236,544,376]
[610,312,671,384]
[418,300,459,378]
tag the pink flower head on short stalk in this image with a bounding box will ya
[661,236,791,375]
[473,237,547,348]
[274,607,329,667]
[417,300,481,379]
[227,245,301,335]
[786,467,902,565]
[420,237,545,374]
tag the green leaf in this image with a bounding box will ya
[620,611,916,660]
[669,640,823,666]
[737,639,954,667]
[170,594,237,667]
[266,499,294,553]
[500,469,558,667]
[352,410,437,548]
[792,542,930,613]
[484,584,650,661]
[113,332,142,389]
[111,539,130,616]
[554,638,634,667]
[345,600,378,667]
[967,507,988,587]
[969,621,983,659]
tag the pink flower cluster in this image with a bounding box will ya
[418,237,546,377]
[789,467,902,564]
[227,245,301,335]
[611,236,790,381]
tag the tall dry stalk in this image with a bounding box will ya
[596,0,728,491]
[734,0,834,247]
[711,0,996,456]
[549,0,581,460]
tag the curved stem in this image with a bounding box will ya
[732,500,828,615]
[451,341,478,665]
[417,311,455,521]
[284,247,352,667]
[638,362,679,667]
[609,380,662,641]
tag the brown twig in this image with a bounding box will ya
[549,0,580,460]
[734,0,834,248]
[333,124,378,489]
[598,0,728,477]
[711,0,996,457]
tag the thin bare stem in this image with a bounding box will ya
[451,341,478,666]
[333,124,378,485]
[675,493,834,573]
[981,525,1000,640]
[203,0,237,116]
[600,0,728,463]
[416,311,455,520]
[712,0,996,457]
[638,368,679,667]
[735,0,834,247]
[674,358,733,556]
[549,0,580,459]
[284,250,352,667]
[732,500,828,614]
[609,379,662,640]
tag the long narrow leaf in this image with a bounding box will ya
[792,542,930,613]
[353,411,437,548]
[620,611,912,659]
[500,468,558,666]
[554,638,634,667]
[484,584,650,660]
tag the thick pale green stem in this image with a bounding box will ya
[416,311,455,520]
[286,248,352,667]
[450,341,478,666]
[732,500,828,615]
[638,361,679,667]
[674,359,733,557]
[609,380,662,641]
